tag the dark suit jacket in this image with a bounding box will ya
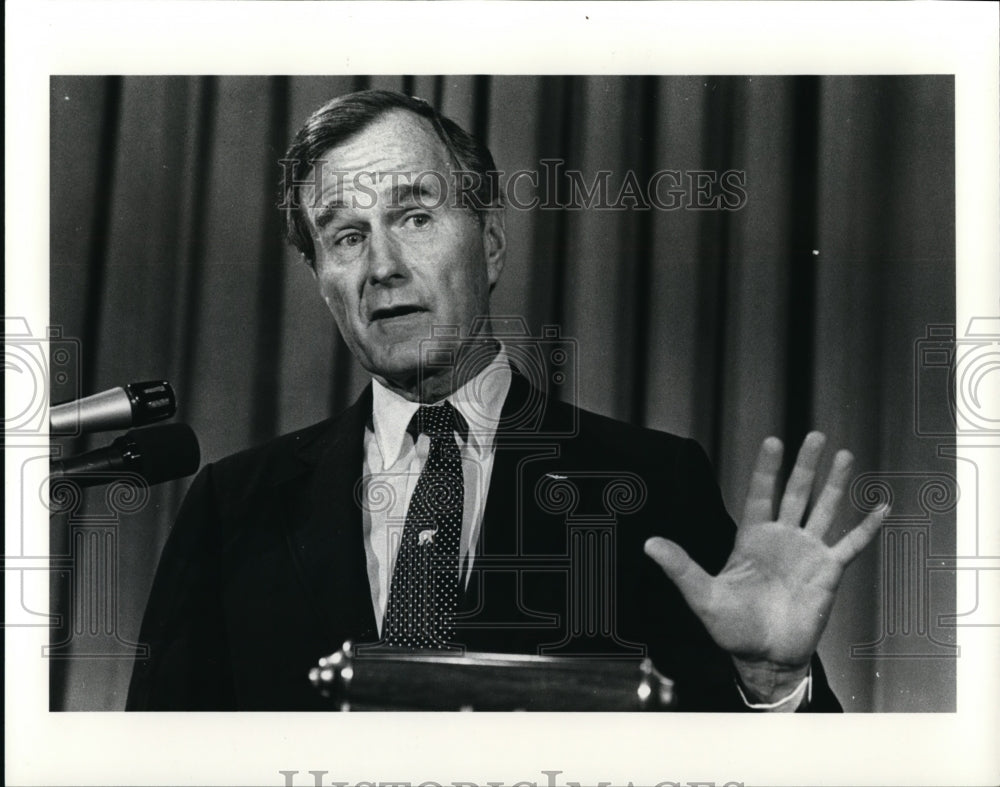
[127,371,840,711]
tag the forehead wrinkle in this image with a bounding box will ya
[303,111,459,234]
[389,179,443,205]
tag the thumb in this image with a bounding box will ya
[644,536,713,616]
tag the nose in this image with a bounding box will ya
[366,228,408,287]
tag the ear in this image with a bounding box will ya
[481,209,506,290]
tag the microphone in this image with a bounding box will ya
[50,423,201,489]
[50,381,176,435]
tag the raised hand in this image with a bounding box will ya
[644,432,887,703]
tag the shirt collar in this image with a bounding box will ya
[370,344,512,470]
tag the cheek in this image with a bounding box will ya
[317,275,356,324]
[442,237,490,307]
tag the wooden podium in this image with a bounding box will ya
[309,641,675,711]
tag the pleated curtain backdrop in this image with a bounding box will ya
[49,75,956,711]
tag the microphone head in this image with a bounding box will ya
[124,381,176,427]
[115,423,201,485]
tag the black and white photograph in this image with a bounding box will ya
[47,72,956,714]
[6,3,1000,786]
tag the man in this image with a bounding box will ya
[126,90,884,711]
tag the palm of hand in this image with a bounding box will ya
[701,521,843,666]
[646,432,886,671]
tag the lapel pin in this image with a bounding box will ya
[418,529,436,546]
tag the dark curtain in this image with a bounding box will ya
[49,75,956,711]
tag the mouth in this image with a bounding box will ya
[369,305,429,323]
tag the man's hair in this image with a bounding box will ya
[281,89,501,268]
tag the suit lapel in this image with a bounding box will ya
[280,385,379,646]
[478,370,574,558]
[456,372,569,652]
[479,369,546,558]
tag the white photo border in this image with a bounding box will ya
[6,2,999,786]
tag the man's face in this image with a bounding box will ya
[303,110,505,394]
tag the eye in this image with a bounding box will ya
[335,231,365,248]
[405,213,430,229]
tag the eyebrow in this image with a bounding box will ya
[387,180,440,208]
[311,199,348,231]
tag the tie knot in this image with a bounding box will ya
[409,401,466,441]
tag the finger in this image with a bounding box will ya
[777,431,827,526]
[804,449,854,540]
[741,436,784,527]
[644,537,713,617]
[830,505,889,564]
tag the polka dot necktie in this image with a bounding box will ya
[382,401,465,648]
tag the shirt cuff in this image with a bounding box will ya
[735,670,812,712]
